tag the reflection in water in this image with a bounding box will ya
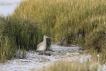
[0,0,22,16]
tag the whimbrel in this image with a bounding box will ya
[36,35,50,52]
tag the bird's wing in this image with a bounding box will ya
[37,42,44,49]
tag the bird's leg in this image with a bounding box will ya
[38,51,43,55]
[43,51,44,55]
[43,51,45,55]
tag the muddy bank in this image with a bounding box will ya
[0,45,93,71]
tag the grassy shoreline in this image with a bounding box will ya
[0,0,106,64]
[38,60,99,71]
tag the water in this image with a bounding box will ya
[0,0,22,16]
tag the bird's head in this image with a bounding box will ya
[44,35,50,39]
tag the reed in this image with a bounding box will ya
[0,35,16,62]
[12,0,106,46]
[4,17,43,50]
[0,16,42,62]
[38,61,98,71]
[0,0,106,62]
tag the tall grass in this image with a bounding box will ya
[4,17,43,50]
[0,0,106,62]
[12,0,106,46]
[0,16,49,62]
[0,35,16,62]
[0,16,43,62]
[0,17,16,62]
[85,24,106,52]
[38,61,99,71]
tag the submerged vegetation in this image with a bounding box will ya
[0,0,106,63]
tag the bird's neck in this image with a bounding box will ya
[43,38,46,43]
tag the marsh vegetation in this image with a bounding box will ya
[38,61,99,71]
[0,0,106,70]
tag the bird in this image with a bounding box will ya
[36,35,50,52]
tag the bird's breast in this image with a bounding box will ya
[37,44,46,51]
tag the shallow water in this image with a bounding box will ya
[0,45,91,71]
[0,0,22,16]
[0,45,105,71]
